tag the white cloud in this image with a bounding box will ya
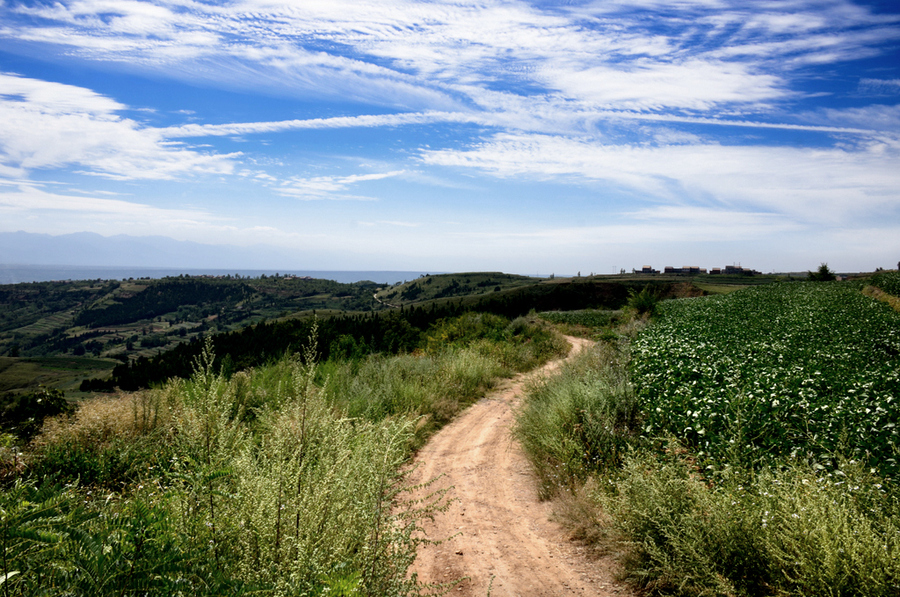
[419,133,900,224]
[859,78,900,95]
[818,104,900,132]
[0,182,211,222]
[539,59,785,111]
[0,182,316,247]
[276,170,406,200]
[5,0,896,117]
[159,111,482,138]
[0,73,238,180]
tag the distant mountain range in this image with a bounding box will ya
[0,231,299,269]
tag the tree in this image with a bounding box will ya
[808,263,836,281]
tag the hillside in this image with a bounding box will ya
[0,269,779,399]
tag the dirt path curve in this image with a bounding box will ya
[408,336,632,597]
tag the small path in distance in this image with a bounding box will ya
[408,336,635,597]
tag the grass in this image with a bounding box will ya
[864,284,900,312]
[692,282,749,294]
[537,309,622,339]
[13,347,431,595]
[5,314,567,595]
[604,449,900,597]
[514,338,638,498]
[516,284,900,596]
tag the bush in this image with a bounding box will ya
[0,388,73,441]
[30,390,175,487]
[871,270,900,296]
[626,286,660,316]
[808,262,836,281]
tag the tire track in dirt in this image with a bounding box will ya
[408,336,633,596]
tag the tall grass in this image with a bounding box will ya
[514,340,637,498]
[327,313,568,445]
[9,315,567,595]
[606,448,900,597]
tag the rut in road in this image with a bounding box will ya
[408,336,634,597]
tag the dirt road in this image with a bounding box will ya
[408,337,632,596]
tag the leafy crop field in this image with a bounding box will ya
[632,282,900,476]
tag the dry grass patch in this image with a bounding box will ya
[863,284,900,312]
[34,389,172,450]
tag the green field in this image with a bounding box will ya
[692,282,749,294]
[632,282,900,475]
[0,356,116,393]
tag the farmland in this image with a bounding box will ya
[5,270,900,595]
[517,278,900,596]
[632,282,900,476]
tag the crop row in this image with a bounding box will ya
[631,282,900,476]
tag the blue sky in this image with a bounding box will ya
[1,0,899,274]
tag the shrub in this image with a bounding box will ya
[0,388,73,442]
[808,262,837,281]
[30,390,175,488]
[870,270,900,296]
[626,286,660,316]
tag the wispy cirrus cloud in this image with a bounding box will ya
[859,78,900,95]
[4,0,896,116]
[275,170,407,200]
[419,132,900,224]
[1,0,898,272]
[159,112,483,138]
[0,181,211,223]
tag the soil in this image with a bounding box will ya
[408,336,635,596]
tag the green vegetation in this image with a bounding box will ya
[515,339,637,498]
[808,262,837,281]
[633,282,900,475]
[76,276,694,393]
[1,272,674,397]
[871,270,900,296]
[607,449,900,597]
[0,387,73,442]
[536,309,623,340]
[0,275,382,361]
[2,313,567,596]
[376,272,535,305]
[626,285,661,316]
[692,282,748,294]
[516,281,900,596]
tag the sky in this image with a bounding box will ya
[1,0,899,275]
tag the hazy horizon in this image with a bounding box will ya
[0,230,833,279]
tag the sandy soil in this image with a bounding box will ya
[408,337,635,597]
